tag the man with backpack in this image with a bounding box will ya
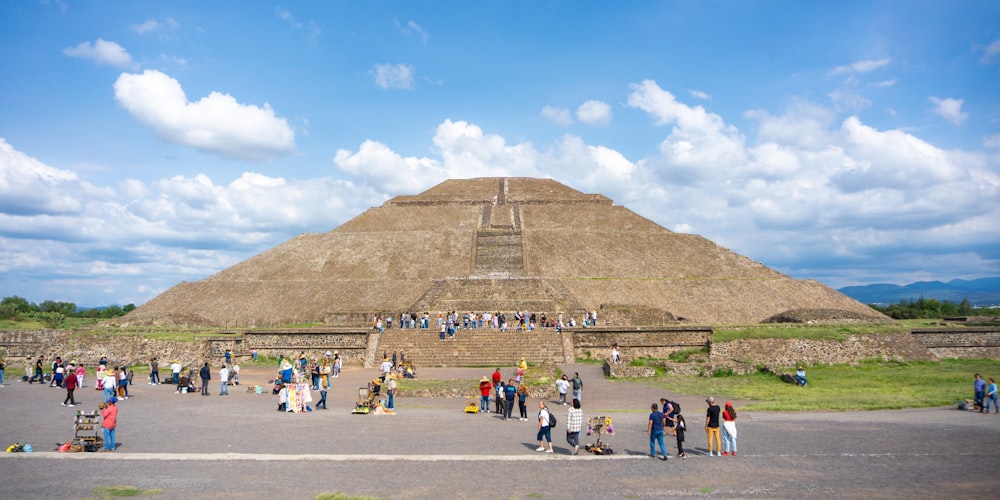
[535,401,554,453]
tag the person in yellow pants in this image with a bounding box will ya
[705,396,722,456]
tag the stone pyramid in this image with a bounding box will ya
[126,177,886,326]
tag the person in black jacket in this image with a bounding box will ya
[199,362,211,396]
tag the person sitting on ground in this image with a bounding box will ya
[796,367,808,387]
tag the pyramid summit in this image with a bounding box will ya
[126,177,886,326]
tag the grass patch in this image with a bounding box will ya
[86,486,164,499]
[711,323,912,343]
[668,347,707,363]
[640,358,1000,411]
[315,493,386,500]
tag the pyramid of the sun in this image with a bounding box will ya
[129,177,886,326]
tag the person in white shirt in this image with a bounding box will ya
[219,365,229,395]
[170,360,182,385]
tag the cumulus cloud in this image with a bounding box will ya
[0,138,374,304]
[63,39,134,68]
[929,96,968,126]
[540,105,573,126]
[626,80,746,181]
[373,63,415,90]
[113,70,296,161]
[830,57,891,75]
[576,100,612,126]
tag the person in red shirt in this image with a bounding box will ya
[491,368,502,387]
[101,397,118,452]
[61,366,79,407]
[479,376,492,413]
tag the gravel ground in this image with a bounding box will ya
[1,362,999,499]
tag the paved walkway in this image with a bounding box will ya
[1,362,999,498]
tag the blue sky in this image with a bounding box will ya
[1,1,998,307]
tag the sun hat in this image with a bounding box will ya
[706,396,715,403]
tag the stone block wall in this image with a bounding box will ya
[572,327,711,360]
[707,334,924,369]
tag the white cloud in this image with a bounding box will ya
[276,7,321,41]
[870,79,897,88]
[689,89,711,100]
[373,64,415,90]
[63,39,134,68]
[399,20,431,44]
[133,19,160,34]
[830,57,891,75]
[540,105,573,126]
[828,89,872,112]
[626,80,746,180]
[113,70,296,161]
[576,100,612,126]
[929,96,968,126]
[981,37,1000,63]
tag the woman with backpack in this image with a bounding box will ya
[722,401,738,456]
[535,401,554,453]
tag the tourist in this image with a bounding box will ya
[316,385,328,410]
[571,372,583,402]
[95,362,106,390]
[492,368,502,388]
[320,357,331,389]
[76,363,86,388]
[102,368,117,403]
[648,402,668,460]
[556,375,570,405]
[219,364,229,396]
[148,357,159,385]
[386,374,397,410]
[199,362,211,396]
[311,361,320,390]
[479,376,492,413]
[796,366,808,387]
[535,401,554,453]
[674,413,687,459]
[517,383,529,420]
[61,365,78,407]
[722,401,738,456]
[52,359,64,387]
[231,361,240,385]
[705,396,722,456]
[504,378,517,420]
[439,321,446,341]
[333,352,341,378]
[975,374,987,412]
[224,349,232,364]
[610,344,621,364]
[986,378,998,414]
[567,399,583,455]
[118,366,129,399]
[0,357,5,387]
[380,357,393,381]
[169,359,182,385]
[100,397,118,452]
[30,356,44,384]
[495,380,505,414]
[251,349,259,362]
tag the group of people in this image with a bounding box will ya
[974,373,999,413]
[371,310,604,336]
[648,396,738,460]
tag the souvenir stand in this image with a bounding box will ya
[285,383,313,413]
[72,410,103,452]
[585,416,614,455]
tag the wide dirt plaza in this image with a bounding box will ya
[1,361,999,499]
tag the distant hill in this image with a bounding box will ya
[839,277,1000,306]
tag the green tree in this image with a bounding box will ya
[123,303,136,313]
[1,295,39,314]
[39,300,77,316]
[959,298,973,316]
[100,305,124,318]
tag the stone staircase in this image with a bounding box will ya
[407,277,588,318]
[375,326,569,367]
[473,229,524,276]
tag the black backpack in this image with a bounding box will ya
[667,400,681,416]
[547,408,557,428]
